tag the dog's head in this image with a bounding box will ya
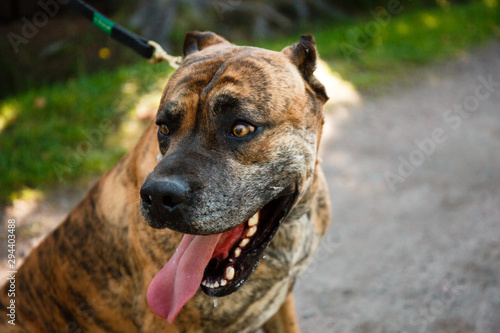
[140,31,327,322]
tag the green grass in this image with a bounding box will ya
[0,0,498,204]
[259,0,499,89]
[0,62,174,204]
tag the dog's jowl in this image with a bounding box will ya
[1,31,331,333]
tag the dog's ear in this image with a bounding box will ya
[282,35,328,104]
[183,31,230,57]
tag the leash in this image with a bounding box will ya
[67,0,182,69]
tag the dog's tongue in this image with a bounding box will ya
[147,233,221,324]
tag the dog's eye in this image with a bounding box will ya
[159,124,170,136]
[232,123,255,138]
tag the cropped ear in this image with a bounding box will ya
[282,35,329,104]
[182,31,230,57]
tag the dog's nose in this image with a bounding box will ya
[140,177,190,211]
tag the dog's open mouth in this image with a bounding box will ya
[201,191,297,297]
[147,189,297,323]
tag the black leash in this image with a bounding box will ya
[67,0,182,68]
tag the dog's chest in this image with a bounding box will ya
[180,213,318,333]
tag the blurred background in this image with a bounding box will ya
[0,0,498,204]
[1,0,500,331]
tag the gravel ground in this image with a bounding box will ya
[2,40,499,333]
[295,40,500,333]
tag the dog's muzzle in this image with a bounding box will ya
[140,176,191,229]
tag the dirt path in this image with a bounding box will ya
[295,40,500,332]
[2,40,499,332]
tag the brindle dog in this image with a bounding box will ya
[1,31,331,333]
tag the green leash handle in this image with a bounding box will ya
[67,0,181,67]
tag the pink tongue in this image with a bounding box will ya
[147,233,222,324]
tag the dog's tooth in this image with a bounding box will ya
[246,226,257,237]
[248,211,259,227]
[239,238,250,248]
[220,279,227,286]
[225,266,235,281]
[234,247,242,258]
[202,280,207,287]
[214,281,220,288]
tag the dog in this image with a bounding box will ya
[1,31,331,333]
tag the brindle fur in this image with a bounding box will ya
[0,32,331,333]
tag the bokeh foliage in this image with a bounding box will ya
[0,0,498,204]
